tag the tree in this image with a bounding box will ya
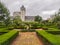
[13,16,22,28]
[49,9,60,29]
[0,2,10,26]
[52,9,60,23]
[56,21,60,29]
[35,15,42,22]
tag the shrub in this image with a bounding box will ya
[0,22,5,28]
[36,30,60,45]
[7,27,14,30]
[13,23,27,29]
[31,23,43,29]
[56,21,60,29]
[0,30,18,45]
[21,29,35,32]
[0,28,9,32]
[42,26,48,30]
[46,30,60,34]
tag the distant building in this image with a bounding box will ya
[25,16,35,22]
[13,5,35,22]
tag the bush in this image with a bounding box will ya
[13,23,27,29]
[21,29,35,32]
[46,30,60,34]
[42,27,48,30]
[56,21,60,29]
[0,28,10,32]
[48,28,58,30]
[0,22,5,28]
[7,27,14,30]
[0,30,18,45]
[31,22,43,29]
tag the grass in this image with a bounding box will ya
[36,30,60,45]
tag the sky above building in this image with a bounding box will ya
[0,0,60,19]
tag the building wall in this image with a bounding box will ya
[20,5,26,21]
[13,5,35,22]
[25,16,35,22]
[20,10,25,21]
[13,12,21,18]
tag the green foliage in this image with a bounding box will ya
[42,20,53,26]
[13,16,22,29]
[56,21,60,29]
[4,17,11,26]
[0,22,5,28]
[36,30,60,45]
[0,30,18,45]
[42,26,48,30]
[50,9,60,29]
[7,22,14,30]
[46,30,60,34]
[20,29,35,32]
[35,15,42,22]
[0,2,9,15]
[13,22,27,29]
[23,22,43,29]
[0,28,10,32]
[52,15,60,23]
[31,22,43,29]
[13,21,43,29]
[48,28,59,30]
[0,2,10,27]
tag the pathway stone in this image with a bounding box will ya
[10,32,44,45]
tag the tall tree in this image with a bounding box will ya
[35,15,42,22]
[0,2,10,26]
[50,9,60,29]
[52,9,60,23]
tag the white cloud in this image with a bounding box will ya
[42,10,57,15]
[0,0,60,19]
[14,1,20,5]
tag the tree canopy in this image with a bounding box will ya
[35,15,42,22]
[0,2,10,26]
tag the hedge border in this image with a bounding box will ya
[36,30,60,45]
[0,30,18,45]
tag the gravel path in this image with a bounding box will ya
[10,32,44,45]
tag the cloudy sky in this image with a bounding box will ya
[0,0,60,19]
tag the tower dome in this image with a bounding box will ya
[20,5,26,11]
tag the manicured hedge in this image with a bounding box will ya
[0,30,18,45]
[20,29,35,32]
[48,28,59,30]
[36,30,60,45]
[0,28,10,32]
[46,30,60,34]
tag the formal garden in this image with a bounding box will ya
[0,2,60,45]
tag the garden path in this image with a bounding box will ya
[10,32,44,45]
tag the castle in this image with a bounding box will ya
[13,5,35,22]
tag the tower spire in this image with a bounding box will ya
[20,5,26,21]
[20,5,26,11]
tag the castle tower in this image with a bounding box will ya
[20,5,26,21]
